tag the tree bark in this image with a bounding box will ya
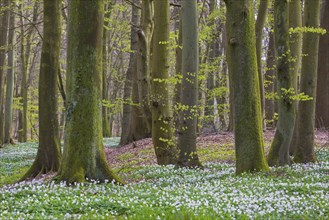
[21,0,62,179]
[267,0,295,166]
[58,0,122,184]
[294,0,321,163]
[18,2,39,142]
[255,0,269,129]
[177,0,202,167]
[4,1,15,145]
[137,0,153,130]
[224,0,269,174]
[120,0,138,145]
[289,0,303,155]
[0,0,10,146]
[151,0,177,165]
[102,2,111,137]
[202,0,217,133]
[264,32,276,128]
[315,0,329,129]
[173,2,182,127]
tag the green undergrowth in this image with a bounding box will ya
[1,138,329,219]
[198,143,235,163]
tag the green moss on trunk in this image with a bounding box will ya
[224,0,269,174]
[57,0,122,184]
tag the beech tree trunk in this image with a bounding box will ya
[264,32,276,129]
[289,0,303,155]
[102,2,111,137]
[268,0,295,166]
[58,0,122,184]
[18,2,39,142]
[224,0,269,174]
[151,0,177,165]
[316,0,329,129]
[255,0,269,129]
[21,0,62,179]
[120,0,138,145]
[294,0,321,163]
[4,1,15,145]
[0,0,9,146]
[177,0,202,168]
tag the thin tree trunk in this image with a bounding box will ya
[18,2,39,142]
[294,0,321,163]
[137,0,153,130]
[0,0,10,146]
[120,0,139,146]
[173,0,182,110]
[202,0,217,133]
[255,0,269,130]
[264,32,276,128]
[289,0,303,155]
[4,2,15,145]
[102,2,111,137]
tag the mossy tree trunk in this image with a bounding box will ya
[4,4,15,145]
[289,0,303,155]
[0,0,9,146]
[224,0,269,174]
[151,0,177,165]
[177,0,202,168]
[58,0,122,184]
[294,0,321,163]
[21,0,62,179]
[316,0,329,129]
[267,0,295,166]
[255,0,269,130]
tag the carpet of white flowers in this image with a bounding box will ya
[1,142,329,219]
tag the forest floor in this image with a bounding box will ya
[1,130,329,219]
[104,130,329,181]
